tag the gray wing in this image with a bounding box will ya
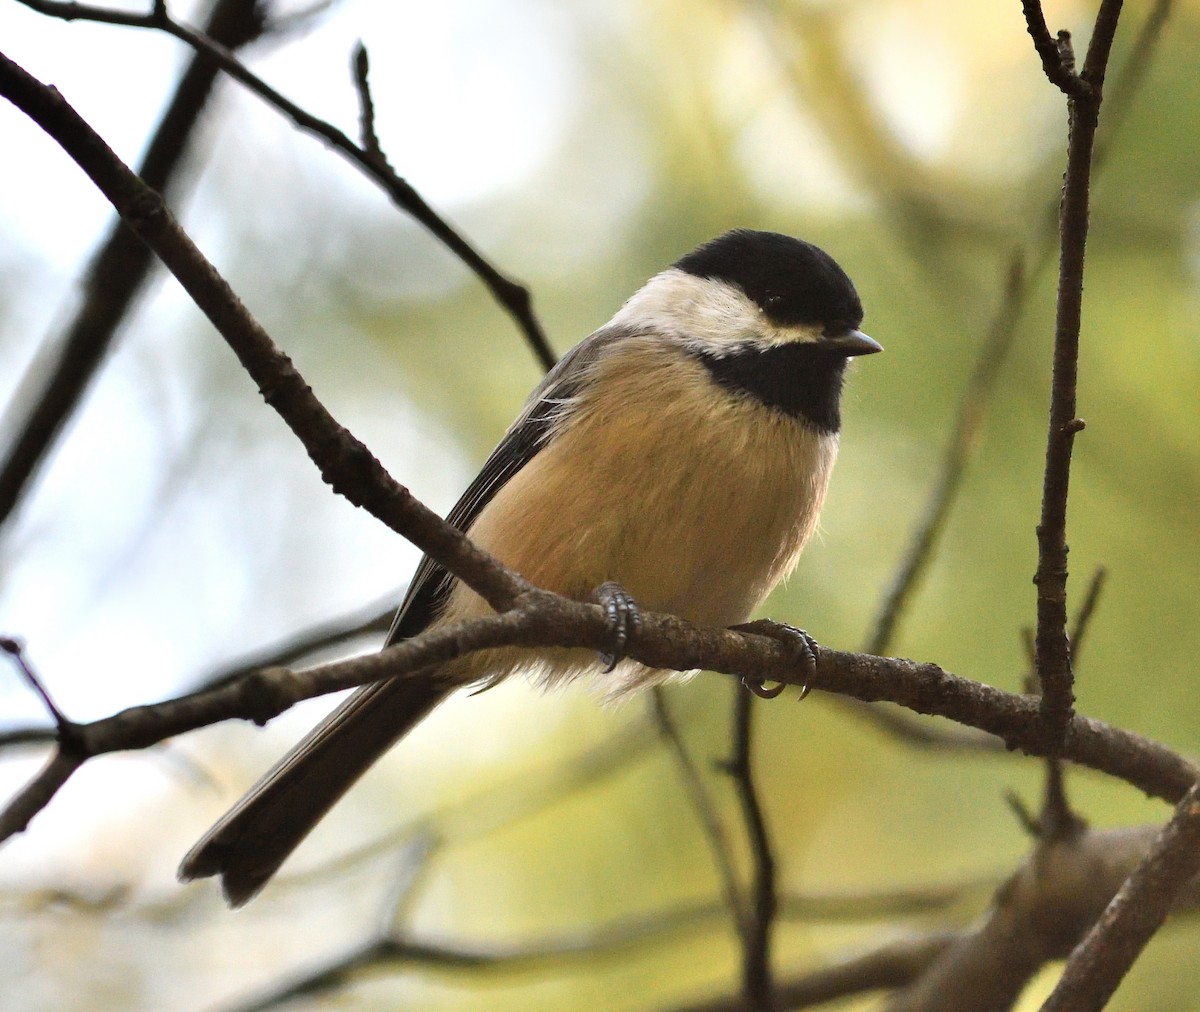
[179,327,631,905]
[385,326,627,645]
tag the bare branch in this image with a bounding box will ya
[0,48,532,616]
[1029,0,1126,751]
[888,823,1179,1011]
[0,749,85,838]
[0,726,58,751]
[1043,781,1200,1011]
[852,0,1165,755]
[1022,1,1085,96]
[351,42,392,175]
[0,0,268,529]
[0,637,71,730]
[187,594,397,694]
[16,0,557,371]
[726,689,777,1009]
[672,931,962,1012]
[650,688,747,932]
[1068,566,1107,671]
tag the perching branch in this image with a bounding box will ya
[5,581,1200,846]
[16,0,557,372]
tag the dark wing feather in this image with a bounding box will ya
[385,326,624,644]
[179,328,627,905]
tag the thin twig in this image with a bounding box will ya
[672,931,963,1012]
[650,688,748,936]
[1004,789,1043,838]
[230,900,769,1012]
[17,0,557,372]
[0,48,532,616]
[187,594,397,693]
[0,638,71,730]
[1042,781,1200,1011]
[378,832,442,936]
[1027,0,1126,752]
[351,42,390,171]
[727,689,776,1010]
[849,0,1166,753]
[0,726,57,751]
[1040,759,1088,841]
[1034,565,1107,839]
[1068,566,1107,671]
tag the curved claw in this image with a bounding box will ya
[741,675,787,699]
[730,619,819,701]
[594,581,641,673]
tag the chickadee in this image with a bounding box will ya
[180,229,881,906]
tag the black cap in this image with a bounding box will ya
[674,229,863,331]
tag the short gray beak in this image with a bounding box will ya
[823,329,883,356]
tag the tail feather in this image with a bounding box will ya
[179,675,450,906]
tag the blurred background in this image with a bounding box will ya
[1,0,1198,1008]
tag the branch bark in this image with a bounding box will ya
[1025,0,1126,751]
[728,690,777,1009]
[1042,781,1200,1011]
[0,0,268,529]
[16,0,557,371]
[0,47,531,618]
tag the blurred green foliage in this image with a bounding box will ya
[2,0,1199,1009]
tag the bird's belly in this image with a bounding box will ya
[441,386,838,690]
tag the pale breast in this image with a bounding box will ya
[438,338,838,689]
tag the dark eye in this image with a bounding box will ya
[763,293,784,310]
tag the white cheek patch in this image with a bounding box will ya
[607,269,824,353]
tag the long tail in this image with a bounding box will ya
[178,675,450,906]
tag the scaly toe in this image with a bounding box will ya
[730,619,819,700]
[594,581,641,673]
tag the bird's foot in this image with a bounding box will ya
[730,619,819,700]
[593,581,641,673]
